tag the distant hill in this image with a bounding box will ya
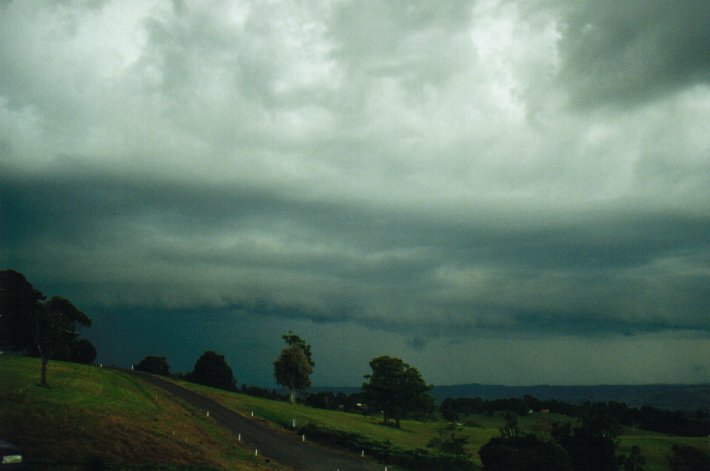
[430,383,710,411]
[312,383,710,411]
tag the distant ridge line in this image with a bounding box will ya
[311,383,710,411]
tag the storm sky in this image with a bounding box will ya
[2,0,709,387]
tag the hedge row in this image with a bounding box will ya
[296,423,478,470]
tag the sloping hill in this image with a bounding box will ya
[135,371,383,471]
[0,355,281,469]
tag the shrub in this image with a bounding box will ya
[297,423,478,470]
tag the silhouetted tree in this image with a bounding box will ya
[274,333,313,404]
[428,423,470,456]
[186,351,236,391]
[500,412,524,438]
[362,356,434,428]
[552,414,620,471]
[1,270,94,384]
[69,339,97,364]
[669,444,710,471]
[618,445,645,471]
[480,435,573,471]
[0,269,45,351]
[135,355,170,376]
[35,296,92,385]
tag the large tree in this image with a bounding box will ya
[35,296,92,385]
[1,270,93,385]
[362,355,434,428]
[186,351,237,391]
[274,332,314,404]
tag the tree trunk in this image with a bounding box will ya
[40,354,49,386]
[289,389,296,404]
[36,335,50,387]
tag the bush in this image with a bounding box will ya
[479,435,572,471]
[297,423,478,470]
[185,351,236,391]
[669,444,710,471]
[135,355,170,376]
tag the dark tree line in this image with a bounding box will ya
[304,390,368,413]
[442,395,710,437]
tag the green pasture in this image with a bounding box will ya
[172,380,580,464]
[2,355,707,470]
[618,432,710,471]
[175,379,710,469]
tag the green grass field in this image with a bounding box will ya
[174,379,710,469]
[172,381,577,465]
[0,355,285,470]
[617,433,710,471]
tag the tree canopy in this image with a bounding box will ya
[274,332,314,404]
[136,355,171,376]
[35,296,92,385]
[362,355,434,428]
[186,351,237,391]
[0,269,45,351]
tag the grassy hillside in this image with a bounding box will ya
[176,380,570,465]
[2,355,707,470]
[0,355,285,470]
[175,379,710,469]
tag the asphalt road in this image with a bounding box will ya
[133,371,384,471]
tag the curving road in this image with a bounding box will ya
[132,371,383,471]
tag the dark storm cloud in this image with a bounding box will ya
[3,170,709,338]
[553,0,710,107]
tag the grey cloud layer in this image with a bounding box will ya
[553,0,710,107]
[1,0,709,383]
[3,172,708,336]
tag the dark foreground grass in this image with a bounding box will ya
[0,355,287,470]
